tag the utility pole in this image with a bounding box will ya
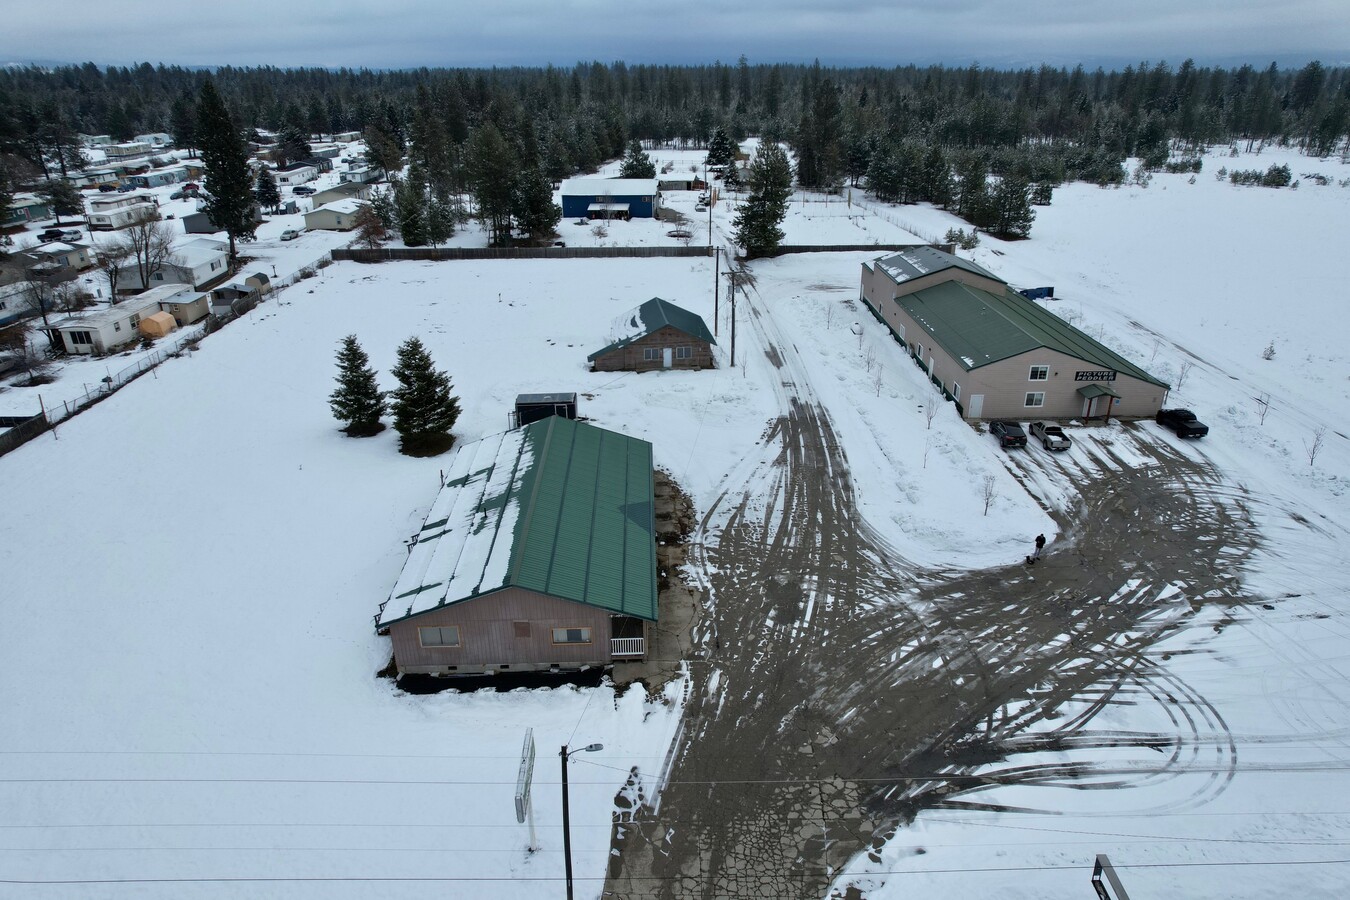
[559,742,603,900]
[728,269,737,368]
[713,246,720,337]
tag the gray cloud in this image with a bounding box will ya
[3,0,1345,69]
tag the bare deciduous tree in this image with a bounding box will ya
[1255,392,1272,425]
[18,278,65,349]
[925,400,938,431]
[95,244,132,303]
[1305,426,1327,467]
[1175,360,1195,391]
[119,212,181,292]
[0,322,51,382]
[981,473,997,516]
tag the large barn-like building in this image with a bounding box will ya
[860,247,1169,421]
[375,417,656,677]
[560,178,661,220]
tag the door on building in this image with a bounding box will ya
[968,394,984,418]
[662,347,673,368]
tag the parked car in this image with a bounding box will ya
[552,240,566,248]
[280,228,301,241]
[990,420,1027,449]
[292,185,316,196]
[1029,421,1072,451]
[694,203,709,212]
[117,183,136,192]
[182,183,201,194]
[1156,408,1209,438]
[97,183,118,192]
[36,229,65,242]
[169,190,186,200]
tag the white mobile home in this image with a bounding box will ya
[116,238,229,292]
[48,292,172,354]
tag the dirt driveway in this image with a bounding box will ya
[603,274,1255,899]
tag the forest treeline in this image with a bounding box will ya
[2,58,1347,236]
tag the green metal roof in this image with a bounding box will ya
[377,417,657,628]
[587,297,717,361]
[893,281,1169,388]
[873,246,1004,286]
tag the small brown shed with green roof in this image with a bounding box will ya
[588,297,717,372]
[376,416,656,676]
[861,248,1169,421]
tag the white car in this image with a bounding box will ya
[280,229,301,241]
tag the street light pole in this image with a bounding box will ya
[560,742,603,900]
[713,246,720,337]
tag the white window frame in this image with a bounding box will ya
[1029,365,1049,381]
[418,625,461,648]
[896,322,905,340]
[70,330,93,345]
[1024,392,1046,408]
[952,382,961,400]
[551,627,592,645]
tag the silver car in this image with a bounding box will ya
[1029,421,1072,451]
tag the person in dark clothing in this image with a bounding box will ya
[1033,533,1046,560]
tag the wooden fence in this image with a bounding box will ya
[0,414,50,458]
[333,246,713,263]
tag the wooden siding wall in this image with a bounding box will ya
[388,588,618,674]
[590,326,715,372]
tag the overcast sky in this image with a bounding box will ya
[4,0,1346,70]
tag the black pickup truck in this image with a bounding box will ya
[1156,408,1209,438]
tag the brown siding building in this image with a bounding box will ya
[860,248,1169,421]
[588,297,717,373]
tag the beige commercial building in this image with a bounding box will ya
[860,247,1169,421]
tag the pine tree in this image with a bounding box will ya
[254,168,281,213]
[369,187,396,230]
[275,126,312,167]
[619,139,656,179]
[705,127,736,169]
[425,194,454,248]
[390,337,461,456]
[466,123,518,246]
[394,176,427,246]
[169,91,198,157]
[35,179,84,225]
[196,79,256,262]
[990,176,1036,238]
[733,143,793,258]
[329,335,387,437]
[513,167,562,239]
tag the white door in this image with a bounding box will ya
[662,347,673,368]
[968,394,984,418]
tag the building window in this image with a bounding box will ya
[643,347,660,361]
[70,330,93,345]
[1029,365,1049,381]
[129,315,140,327]
[154,272,164,281]
[114,321,122,332]
[1024,392,1046,408]
[418,625,461,648]
[552,627,592,645]
[675,346,692,359]
[896,322,905,340]
[952,382,961,400]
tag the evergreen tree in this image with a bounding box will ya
[990,176,1035,238]
[35,179,83,225]
[513,167,561,240]
[169,91,197,157]
[466,123,518,246]
[369,187,396,230]
[733,143,793,258]
[196,79,256,262]
[425,194,454,248]
[329,335,387,437]
[254,167,280,213]
[275,126,312,167]
[619,139,656,179]
[705,127,736,168]
[389,337,461,456]
[721,161,742,191]
[394,176,427,246]
[954,154,992,227]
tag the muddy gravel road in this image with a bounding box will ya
[603,274,1257,900]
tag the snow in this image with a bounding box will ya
[1,141,1349,898]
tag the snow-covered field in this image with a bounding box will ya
[2,143,1348,898]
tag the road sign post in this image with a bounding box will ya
[515,728,537,852]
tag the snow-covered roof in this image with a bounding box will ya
[173,238,228,268]
[29,242,87,256]
[874,246,1002,286]
[50,294,165,331]
[560,177,660,196]
[309,199,366,216]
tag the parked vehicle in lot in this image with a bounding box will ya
[117,183,135,192]
[36,229,65,242]
[169,190,186,200]
[694,203,708,212]
[280,228,301,241]
[98,183,118,192]
[181,183,201,195]
[1029,421,1072,451]
[1156,408,1209,438]
[292,185,315,196]
[990,420,1027,449]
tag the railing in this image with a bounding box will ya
[610,637,646,657]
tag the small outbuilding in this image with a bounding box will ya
[560,178,661,220]
[513,392,578,427]
[375,417,657,677]
[304,199,367,232]
[588,297,716,372]
[137,311,177,339]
